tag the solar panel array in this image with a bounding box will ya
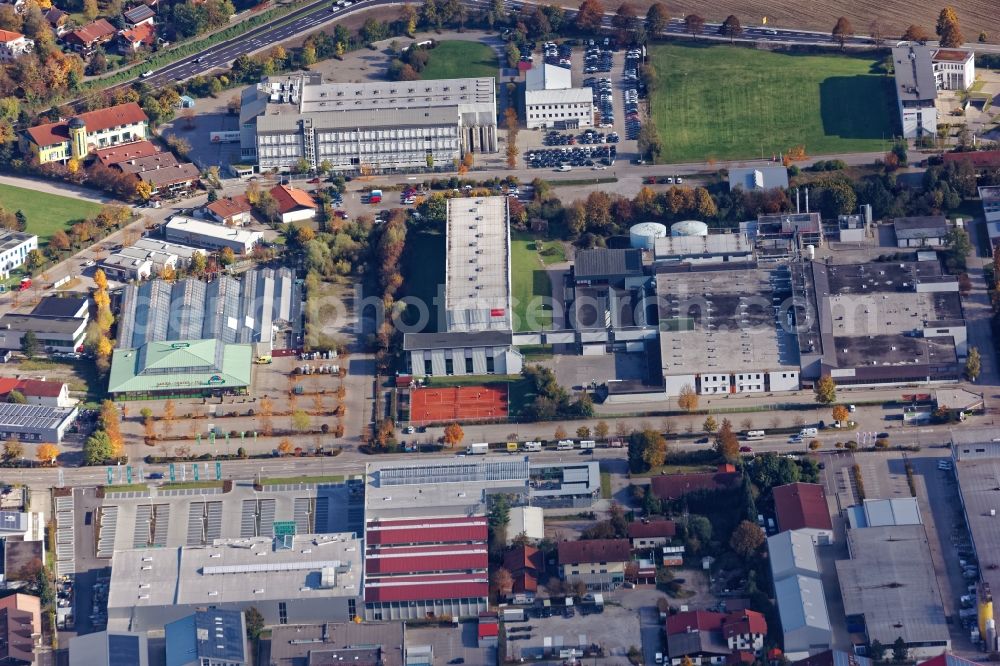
[378,459,529,486]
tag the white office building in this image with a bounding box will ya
[524,64,594,130]
[0,231,37,280]
[240,73,497,172]
[892,45,975,139]
[164,216,262,254]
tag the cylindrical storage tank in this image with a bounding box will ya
[671,220,709,237]
[629,222,668,249]
[806,244,816,260]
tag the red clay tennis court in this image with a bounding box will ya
[409,385,508,423]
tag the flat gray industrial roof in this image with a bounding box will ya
[0,314,86,335]
[836,525,949,647]
[728,165,789,191]
[0,231,35,252]
[892,45,938,104]
[402,330,512,351]
[269,623,405,666]
[956,450,1000,631]
[893,215,948,239]
[256,105,462,132]
[445,196,511,331]
[656,267,800,375]
[574,248,643,280]
[653,234,753,259]
[107,534,361,613]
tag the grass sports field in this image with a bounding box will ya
[511,232,554,332]
[648,44,896,163]
[421,41,498,80]
[0,183,101,246]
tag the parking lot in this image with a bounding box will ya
[505,602,642,663]
[407,622,495,665]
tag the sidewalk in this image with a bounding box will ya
[0,174,118,204]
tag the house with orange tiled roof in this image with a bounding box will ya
[0,29,33,62]
[21,102,148,165]
[117,22,155,53]
[269,184,317,224]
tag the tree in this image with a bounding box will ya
[37,443,59,465]
[815,375,837,404]
[443,422,464,447]
[277,439,293,455]
[628,428,668,472]
[554,425,568,439]
[729,519,765,558]
[491,567,513,597]
[868,19,885,46]
[902,24,931,44]
[645,2,669,35]
[84,430,115,465]
[684,13,705,37]
[243,606,265,640]
[575,0,604,33]
[3,438,22,461]
[687,515,712,543]
[576,426,591,438]
[291,410,311,432]
[219,246,236,266]
[6,390,24,404]
[936,6,964,47]
[94,268,108,292]
[869,640,886,663]
[50,230,70,253]
[965,346,981,381]
[832,404,849,424]
[832,17,853,49]
[944,227,972,272]
[718,15,742,43]
[82,0,98,19]
[715,418,739,462]
[892,637,908,663]
[677,384,698,412]
[20,331,39,359]
[612,2,638,39]
[595,420,609,440]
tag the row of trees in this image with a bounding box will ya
[2,437,59,465]
[83,400,125,465]
[519,364,594,422]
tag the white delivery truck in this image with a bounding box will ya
[557,440,575,450]
[579,440,596,450]
[467,442,489,455]
[524,441,543,452]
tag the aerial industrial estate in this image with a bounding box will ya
[2,0,1000,664]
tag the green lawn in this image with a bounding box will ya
[511,232,553,332]
[648,44,896,163]
[0,183,101,246]
[421,41,498,80]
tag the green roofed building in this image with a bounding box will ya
[108,339,252,400]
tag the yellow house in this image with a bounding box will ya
[22,102,149,165]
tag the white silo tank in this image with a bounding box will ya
[806,244,816,260]
[671,220,709,237]
[629,222,668,250]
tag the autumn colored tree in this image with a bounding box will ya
[491,567,513,598]
[684,13,705,37]
[868,19,885,46]
[677,384,698,412]
[815,375,837,404]
[93,268,108,291]
[902,24,931,43]
[278,439,293,455]
[594,420,610,440]
[49,230,70,253]
[575,0,605,33]
[715,418,739,462]
[718,15,742,43]
[936,6,964,47]
[730,520,765,558]
[443,422,464,447]
[576,426,591,438]
[3,438,22,461]
[99,400,124,458]
[554,425,568,440]
[832,17,853,49]
[37,443,59,465]
[832,404,850,424]
[966,346,982,381]
[702,415,717,433]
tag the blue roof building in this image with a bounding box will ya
[165,610,247,666]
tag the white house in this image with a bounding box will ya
[0,29,33,62]
[269,184,317,224]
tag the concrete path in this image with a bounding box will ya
[0,174,118,204]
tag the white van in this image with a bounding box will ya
[524,441,542,452]
[799,427,818,437]
[745,430,765,441]
[557,440,575,450]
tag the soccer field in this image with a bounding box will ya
[648,44,897,163]
[0,183,102,246]
[420,41,498,80]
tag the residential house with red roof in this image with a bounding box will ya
[93,140,160,167]
[502,545,543,603]
[557,539,630,590]
[650,464,741,501]
[665,610,767,666]
[0,30,33,62]
[773,482,834,545]
[62,19,116,55]
[21,102,149,165]
[363,516,490,620]
[117,22,155,54]
[627,520,677,550]
[205,195,253,227]
[269,184,317,224]
[44,7,69,35]
[0,378,73,408]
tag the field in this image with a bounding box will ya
[510,232,554,332]
[648,44,895,163]
[0,183,101,246]
[553,0,998,44]
[421,41,498,80]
